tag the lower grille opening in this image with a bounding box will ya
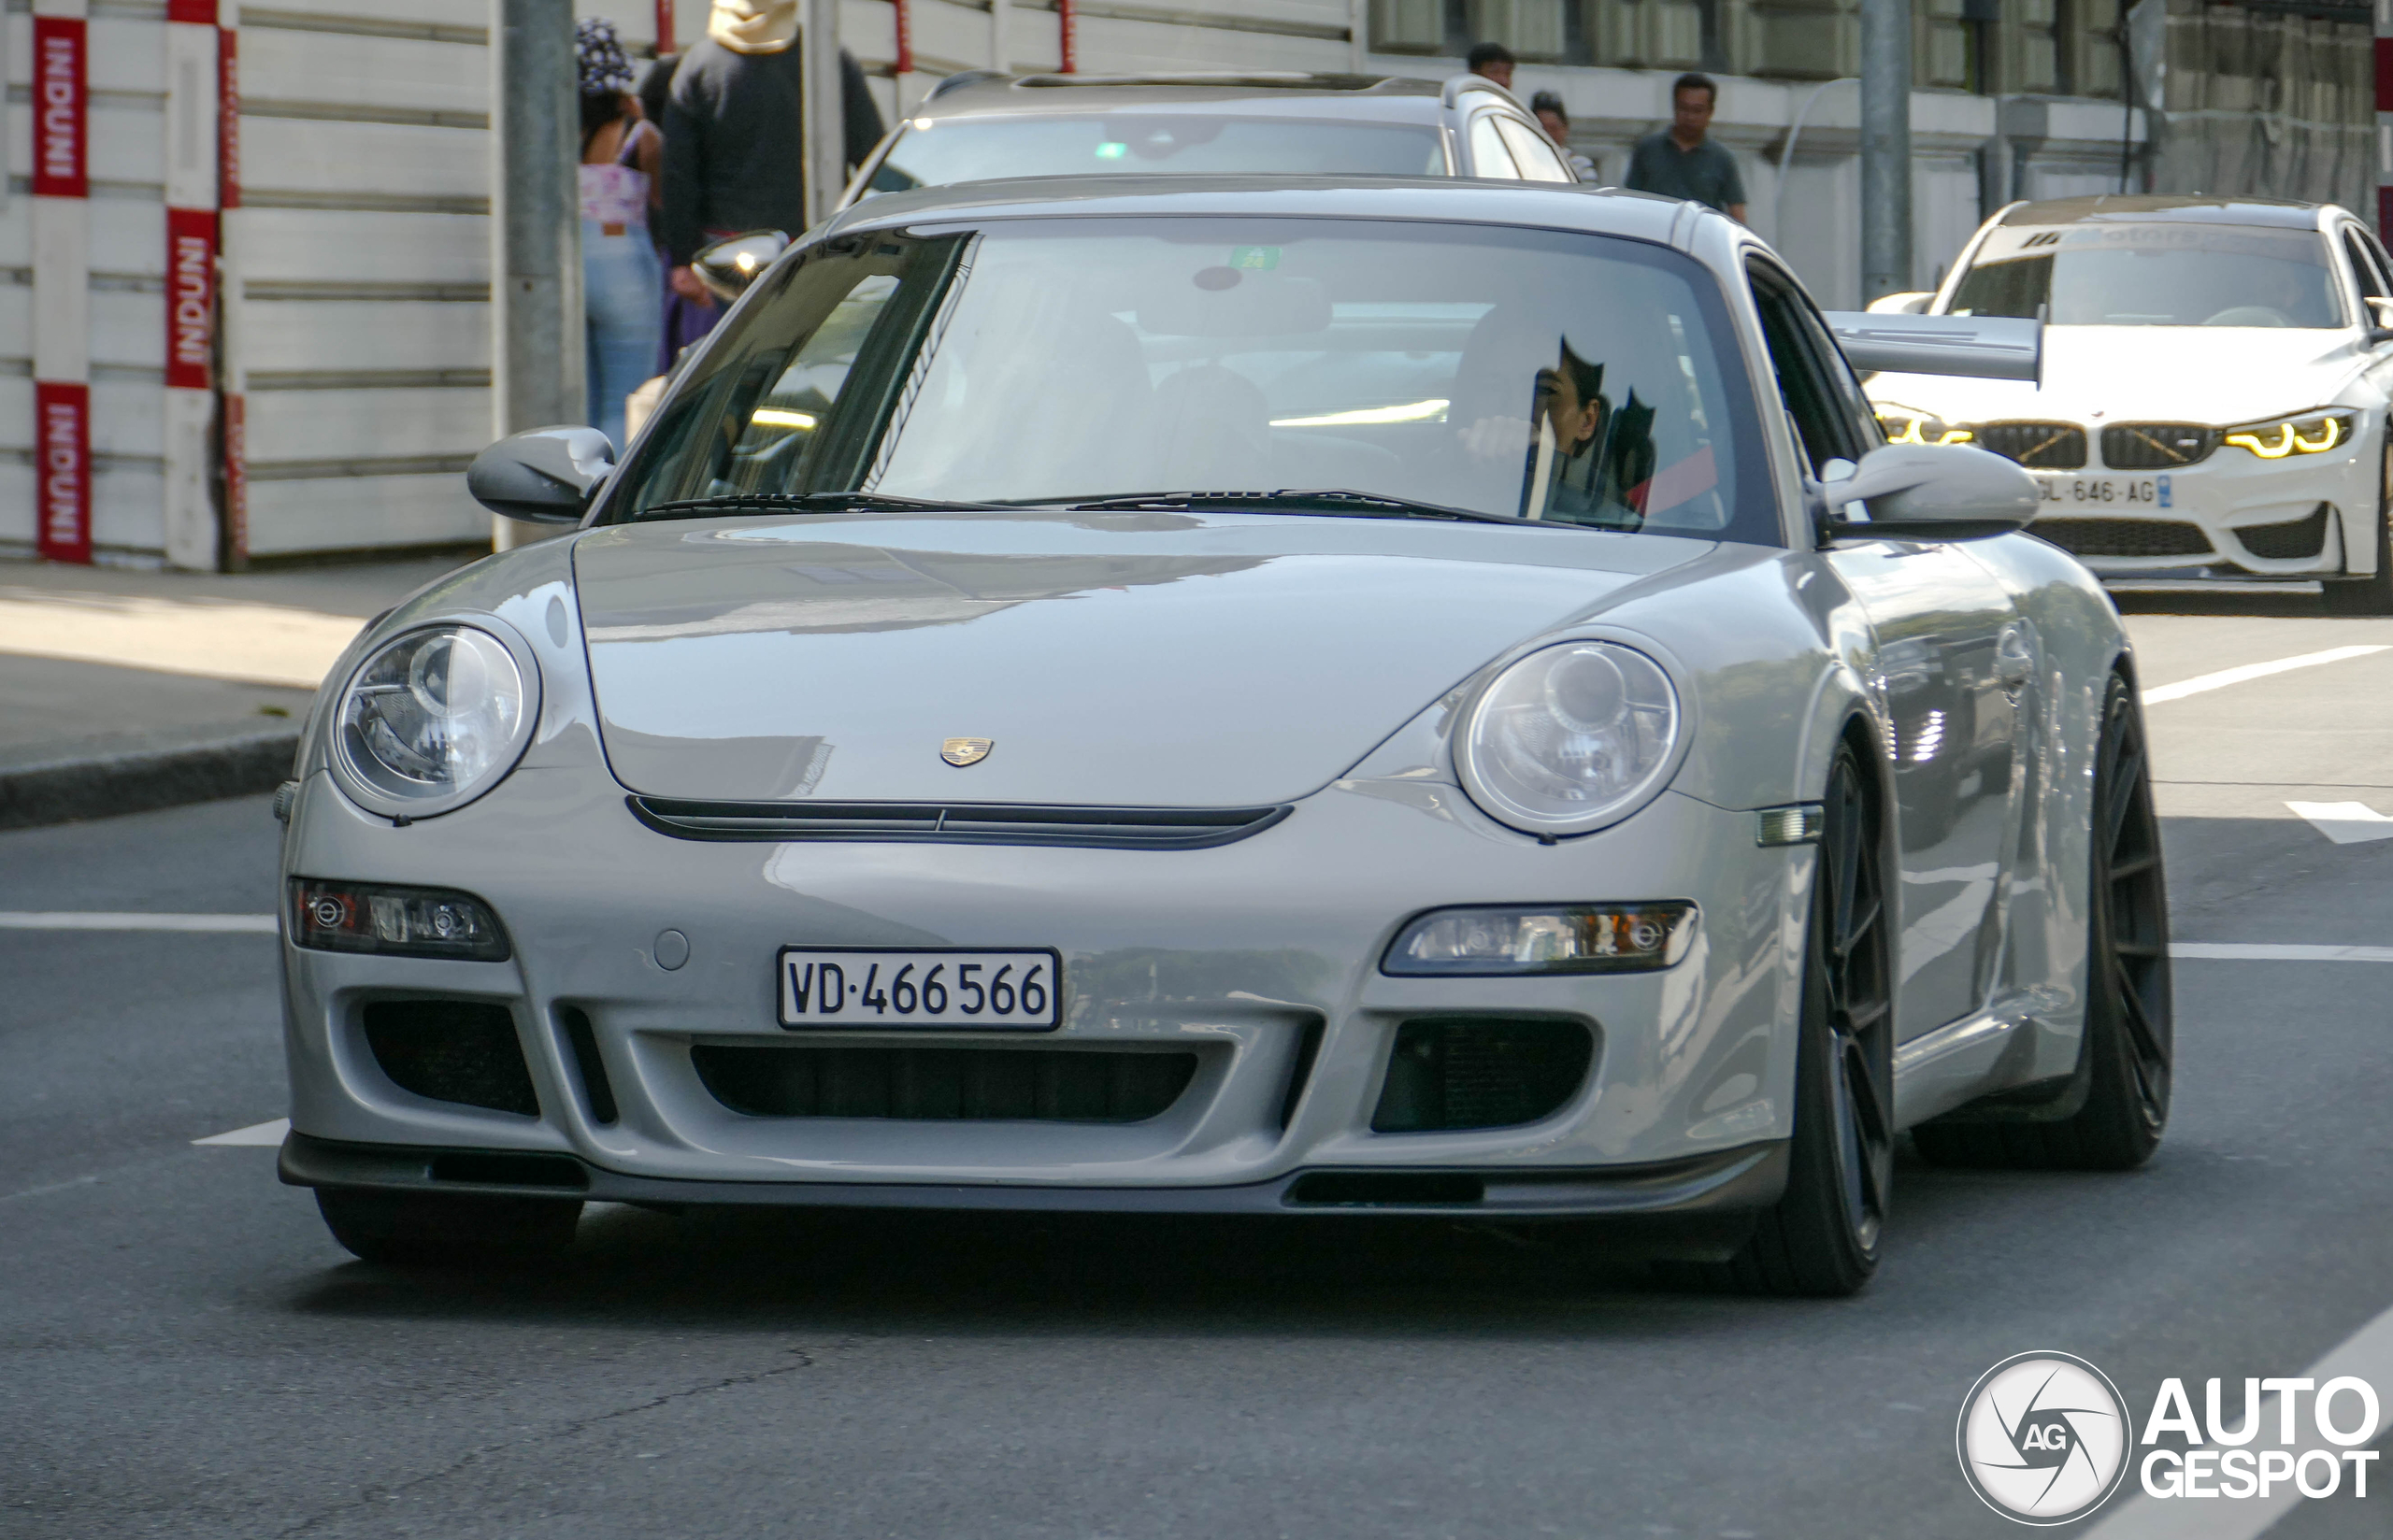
[1371,1018,1595,1133]
[428,1152,589,1189]
[2235,504,2331,560]
[691,1044,1198,1122]
[1285,1173,1485,1206]
[362,1000,539,1117]
[1277,1018,1325,1131]
[2031,518,2213,559]
[555,1005,619,1125]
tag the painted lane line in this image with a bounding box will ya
[2085,1297,2393,1539]
[194,1118,288,1148]
[0,911,276,933]
[2285,801,2393,846]
[2172,943,2393,962]
[2141,645,2392,706]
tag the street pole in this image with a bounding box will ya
[1857,0,1912,302]
[489,0,582,550]
[802,0,844,229]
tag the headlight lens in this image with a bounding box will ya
[1875,406,1974,447]
[289,877,511,961]
[335,625,528,808]
[1456,641,1682,836]
[1383,903,1698,976]
[2223,410,2356,459]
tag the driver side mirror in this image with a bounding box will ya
[466,425,614,523]
[693,230,791,303]
[1817,442,2040,543]
[2366,295,2393,346]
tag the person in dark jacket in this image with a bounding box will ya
[660,0,888,320]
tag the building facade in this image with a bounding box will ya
[0,0,2372,567]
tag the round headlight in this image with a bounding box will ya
[1455,640,1682,836]
[332,623,536,816]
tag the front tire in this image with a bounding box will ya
[1913,673,2172,1169]
[1710,744,1895,1297]
[316,1187,582,1266]
[2321,433,2393,615]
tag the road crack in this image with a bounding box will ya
[273,1348,818,1537]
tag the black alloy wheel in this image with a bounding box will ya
[2322,430,2393,615]
[1709,742,1894,1297]
[1913,673,2172,1169]
[316,1188,583,1266]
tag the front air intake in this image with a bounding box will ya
[692,1043,1198,1122]
[362,1000,540,1116]
[1370,1018,1594,1133]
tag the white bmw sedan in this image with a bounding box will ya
[1865,195,2393,612]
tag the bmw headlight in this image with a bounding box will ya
[330,622,538,819]
[2222,409,2356,460]
[1875,406,1974,447]
[1455,640,1683,837]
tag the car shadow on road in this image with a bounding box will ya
[274,1140,2206,1339]
[2110,588,2327,619]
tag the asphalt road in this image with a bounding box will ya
[7,596,2393,1540]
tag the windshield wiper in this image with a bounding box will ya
[631,491,990,521]
[1043,490,1519,525]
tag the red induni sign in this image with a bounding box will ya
[32,17,87,200]
[36,382,92,564]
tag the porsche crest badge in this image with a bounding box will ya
[940,737,994,767]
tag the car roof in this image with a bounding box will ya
[908,72,1452,127]
[1998,194,2327,229]
[818,173,1695,247]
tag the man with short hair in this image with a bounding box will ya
[1625,72,1745,222]
[1527,91,1596,180]
[1465,41,1515,92]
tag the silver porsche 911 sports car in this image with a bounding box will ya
[275,177,2172,1296]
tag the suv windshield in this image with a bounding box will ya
[609,217,1770,542]
[1948,221,2343,328]
[861,115,1446,197]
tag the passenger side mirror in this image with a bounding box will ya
[466,425,614,523]
[1818,443,2039,543]
[693,230,791,302]
[1864,292,1934,316]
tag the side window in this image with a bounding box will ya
[2342,229,2388,307]
[1467,113,1520,179]
[1748,263,1873,475]
[1494,116,1575,182]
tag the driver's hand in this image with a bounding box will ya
[669,265,715,306]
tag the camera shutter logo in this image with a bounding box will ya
[1957,1352,2132,1524]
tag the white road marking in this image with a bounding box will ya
[0,912,277,933]
[2285,801,2393,845]
[2141,645,2392,706]
[2085,1297,2393,1539]
[2172,942,2393,962]
[193,1119,289,1148]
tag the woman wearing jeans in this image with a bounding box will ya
[577,20,664,450]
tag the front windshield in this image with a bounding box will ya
[861,115,1447,197]
[610,218,1770,542]
[1947,221,2343,328]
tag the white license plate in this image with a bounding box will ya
[777,948,1062,1030]
[2034,474,2172,508]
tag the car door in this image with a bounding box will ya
[1748,259,2028,1041]
[1463,111,1521,179]
[2337,225,2393,421]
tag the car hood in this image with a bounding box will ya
[572,511,1711,806]
[1868,325,2372,427]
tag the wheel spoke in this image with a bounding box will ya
[2106,850,2159,882]
[2114,962,2170,1072]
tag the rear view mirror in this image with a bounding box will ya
[466,425,614,523]
[2367,295,2393,345]
[1139,274,1328,337]
[1864,292,1934,316]
[694,230,791,302]
[1819,443,2039,542]
[1822,311,2042,383]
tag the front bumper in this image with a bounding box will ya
[2022,432,2375,581]
[279,748,1808,1207]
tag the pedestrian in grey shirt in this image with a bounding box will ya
[1625,73,1745,222]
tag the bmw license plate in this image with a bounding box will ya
[777,948,1062,1030]
[2033,474,2170,507]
